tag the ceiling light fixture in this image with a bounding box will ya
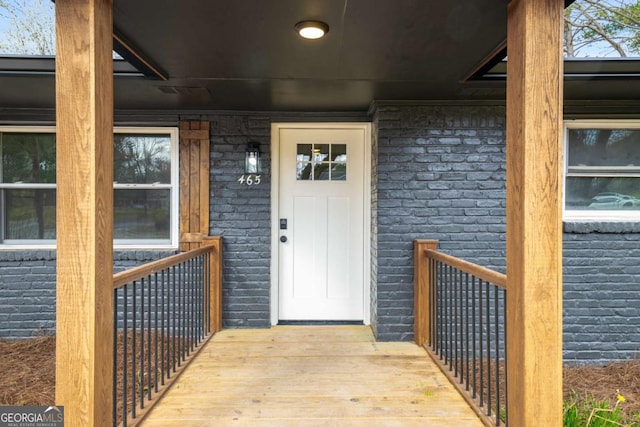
[295,20,329,40]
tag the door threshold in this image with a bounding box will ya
[278,320,364,326]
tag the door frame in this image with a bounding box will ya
[270,122,372,325]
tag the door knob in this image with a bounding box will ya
[280,235,287,243]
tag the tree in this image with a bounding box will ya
[564,0,640,57]
[0,0,55,55]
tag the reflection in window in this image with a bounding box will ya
[565,125,640,214]
[3,189,56,240]
[296,143,347,181]
[114,189,171,239]
[114,134,171,184]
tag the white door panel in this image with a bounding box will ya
[278,127,365,321]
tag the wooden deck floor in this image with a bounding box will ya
[140,326,484,426]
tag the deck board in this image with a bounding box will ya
[140,326,484,427]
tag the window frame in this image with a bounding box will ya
[564,119,640,222]
[0,125,180,249]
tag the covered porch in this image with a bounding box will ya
[49,0,565,425]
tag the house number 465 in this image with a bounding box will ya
[238,174,262,186]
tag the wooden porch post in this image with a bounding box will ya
[506,0,563,426]
[55,1,114,426]
[414,239,438,347]
[203,236,223,333]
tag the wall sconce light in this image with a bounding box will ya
[245,142,261,174]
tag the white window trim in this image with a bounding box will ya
[564,119,640,223]
[0,126,180,249]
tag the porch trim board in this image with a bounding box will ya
[270,123,372,325]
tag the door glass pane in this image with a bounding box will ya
[1,133,56,183]
[114,134,171,184]
[331,163,347,181]
[331,144,347,162]
[114,189,171,239]
[315,163,330,180]
[566,177,640,210]
[297,144,313,161]
[297,162,313,180]
[314,144,329,161]
[3,189,56,239]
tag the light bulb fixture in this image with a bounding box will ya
[295,20,329,40]
[245,142,261,174]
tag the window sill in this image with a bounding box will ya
[563,220,640,234]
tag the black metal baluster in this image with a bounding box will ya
[451,265,455,372]
[495,284,501,425]
[154,272,159,394]
[112,289,118,427]
[205,252,211,336]
[123,285,129,427]
[147,275,152,402]
[140,277,145,409]
[429,258,438,353]
[161,269,165,386]
[449,264,452,366]
[443,263,448,363]
[465,272,470,391]
[182,260,186,363]
[486,280,492,416]
[479,279,484,408]
[472,276,477,399]
[438,261,443,357]
[191,257,196,351]
[176,264,183,366]
[197,254,206,342]
[459,269,464,383]
[181,261,186,363]
[454,266,459,377]
[187,259,191,356]
[172,265,177,373]
[131,281,137,418]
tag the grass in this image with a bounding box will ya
[564,392,639,426]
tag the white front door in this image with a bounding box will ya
[275,125,368,321]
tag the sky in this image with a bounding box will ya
[0,0,638,58]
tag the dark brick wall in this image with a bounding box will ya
[0,250,175,339]
[563,232,640,363]
[373,103,507,341]
[2,107,639,363]
[372,102,640,363]
[206,114,272,328]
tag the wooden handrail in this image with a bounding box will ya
[112,236,223,426]
[423,249,507,289]
[113,246,213,289]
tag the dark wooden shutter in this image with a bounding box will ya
[179,121,210,251]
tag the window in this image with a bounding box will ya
[0,127,179,247]
[564,120,640,221]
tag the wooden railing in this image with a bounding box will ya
[112,236,222,427]
[415,240,507,427]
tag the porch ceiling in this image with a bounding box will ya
[0,0,638,113]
